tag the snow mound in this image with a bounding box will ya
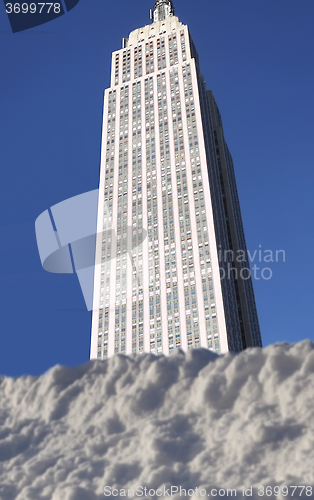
[0,341,314,500]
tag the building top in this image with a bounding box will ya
[119,0,179,49]
[121,13,183,50]
[152,0,175,22]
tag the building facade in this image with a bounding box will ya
[90,0,262,359]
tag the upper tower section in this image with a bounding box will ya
[109,0,191,88]
[152,0,175,22]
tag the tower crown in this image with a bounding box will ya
[152,0,175,22]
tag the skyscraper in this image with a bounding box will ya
[90,0,262,360]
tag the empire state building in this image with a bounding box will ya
[90,0,262,359]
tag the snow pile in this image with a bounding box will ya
[0,341,313,500]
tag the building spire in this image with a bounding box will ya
[152,0,175,22]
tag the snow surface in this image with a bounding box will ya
[0,341,313,500]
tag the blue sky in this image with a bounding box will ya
[0,0,313,377]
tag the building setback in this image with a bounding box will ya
[90,0,262,359]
